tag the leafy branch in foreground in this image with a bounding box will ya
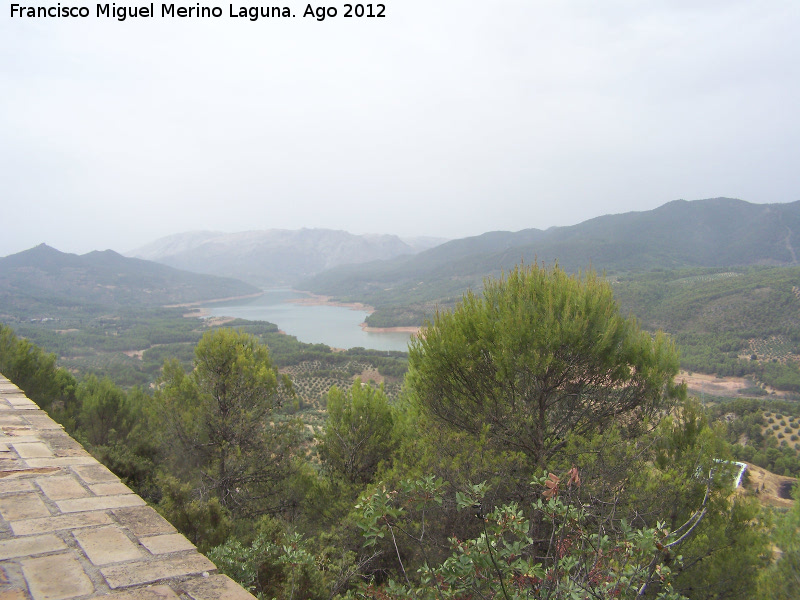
[351,471,689,600]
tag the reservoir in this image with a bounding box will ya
[203,289,413,352]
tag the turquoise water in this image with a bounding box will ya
[203,289,412,352]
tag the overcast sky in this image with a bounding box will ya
[1,1,799,257]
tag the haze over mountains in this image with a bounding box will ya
[128,229,448,287]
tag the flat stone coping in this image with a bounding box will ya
[0,375,256,600]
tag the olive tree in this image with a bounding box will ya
[407,263,685,468]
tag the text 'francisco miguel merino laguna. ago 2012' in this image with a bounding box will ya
[9,2,386,21]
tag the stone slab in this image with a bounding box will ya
[0,467,61,480]
[0,435,39,443]
[0,493,50,521]
[112,507,176,537]
[24,457,97,468]
[139,534,195,555]
[5,397,37,408]
[101,554,215,589]
[74,526,144,566]
[0,479,35,494]
[36,475,89,500]
[20,414,62,430]
[11,443,53,459]
[55,494,145,513]
[71,464,117,484]
[10,511,114,536]
[89,482,132,496]
[102,585,180,600]
[181,574,257,600]
[21,554,95,600]
[0,534,66,560]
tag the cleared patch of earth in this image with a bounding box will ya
[679,371,791,399]
[742,463,797,508]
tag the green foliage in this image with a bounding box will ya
[408,263,684,468]
[76,375,130,447]
[320,380,397,486]
[157,475,233,553]
[209,517,329,600]
[758,483,800,599]
[0,323,77,412]
[352,475,688,600]
[156,329,302,516]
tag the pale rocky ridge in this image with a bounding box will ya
[128,229,447,287]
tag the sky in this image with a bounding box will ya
[2,1,799,257]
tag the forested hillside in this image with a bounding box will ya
[300,198,800,326]
[0,243,260,318]
[2,265,792,600]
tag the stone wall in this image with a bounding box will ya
[0,374,256,600]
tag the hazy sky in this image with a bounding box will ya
[2,1,799,257]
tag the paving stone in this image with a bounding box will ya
[181,574,257,600]
[11,444,53,459]
[21,554,94,600]
[24,457,96,468]
[88,482,132,496]
[10,511,114,536]
[0,460,26,472]
[101,554,215,589]
[0,467,60,480]
[0,534,66,559]
[19,415,62,430]
[0,479,35,494]
[55,494,145,513]
[71,464,117,484]
[0,434,38,443]
[74,526,144,566]
[0,493,50,521]
[100,585,180,599]
[5,398,37,408]
[0,416,24,426]
[112,507,176,537]
[36,476,89,500]
[138,534,195,555]
[0,590,28,600]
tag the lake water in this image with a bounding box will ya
[202,289,413,352]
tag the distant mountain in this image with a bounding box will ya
[298,198,800,325]
[128,229,447,287]
[0,244,260,318]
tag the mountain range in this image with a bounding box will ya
[128,229,447,287]
[298,198,800,325]
[0,244,260,319]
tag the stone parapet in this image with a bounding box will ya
[0,375,255,600]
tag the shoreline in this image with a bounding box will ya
[285,290,375,313]
[359,322,421,335]
[168,291,264,314]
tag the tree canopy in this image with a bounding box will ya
[157,328,299,515]
[407,263,686,467]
